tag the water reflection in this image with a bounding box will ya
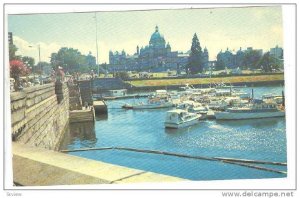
[60,121,97,149]
[64,85,287,180]
[164,122,205,135]
[95,114,108,121]
[216,117,284,128]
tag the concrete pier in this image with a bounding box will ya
[12,143,186,185]
[69,108,95,123]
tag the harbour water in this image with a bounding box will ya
[61,85,287,180]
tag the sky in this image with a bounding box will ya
[7,6,283,64]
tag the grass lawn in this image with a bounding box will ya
[126,74,284,87]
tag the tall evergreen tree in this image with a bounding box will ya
[9,44,18,61]
[187,33,203,74]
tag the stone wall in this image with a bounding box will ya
[11,83,69,151]
[78,80,93,105]
[68,84,82,110]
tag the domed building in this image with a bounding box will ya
[235,47,245,67]
[149,25,166,48]
[109,26,208,72]
[139,26,174,61]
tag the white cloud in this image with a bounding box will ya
[13,36,111,64]
[14,36,61,63]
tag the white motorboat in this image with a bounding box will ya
[149,90,170,100]
[122,98,173,109]
[179,84,216,95]
[177,100,209,114]
[208,98,229,110]
[215,89,232,97]
[262,93,283,104]
[215,99,285,120]
[224,96,249,107]
[164,109,202,128]
[233,92,251,100]
[262,93,281,100]
[179,84,201,92]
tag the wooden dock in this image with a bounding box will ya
[69,107,95,123]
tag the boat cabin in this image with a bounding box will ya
[108,89,127,97]
[149,90,169,99]
[165,109,188,123]
[252,99,277,109]
[215,89,232,97]
[234,92,251,100]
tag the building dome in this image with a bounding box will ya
[149,26,166,47]
[224,47,232,55]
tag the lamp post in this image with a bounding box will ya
[29,44,42,75]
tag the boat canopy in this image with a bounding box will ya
[156,90,167,94]
[167,109,187,114]
[252,99,264,104]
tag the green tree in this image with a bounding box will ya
[35,61,52,75]
[216,59,226,70]
[9,44,18,60]
[242,50,262,69]
[187,33,203,74]
[257,52,282,72]
[115,71,129,80]
[9,44,21,61]
[50,47,96,74]
[86,52,96,66]
[50,52,59,68]
[22,56,35,68]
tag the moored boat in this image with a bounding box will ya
[215,99,285,120]
[208,98,228,110]
[122,98,173,109]
[177,100,209,114]
[164,109,202,128]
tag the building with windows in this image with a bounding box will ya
[108,26,209,72]
[270,45,283,59]
[216,47,263,69]
[270,45,284,70]
[8,32,13,45]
